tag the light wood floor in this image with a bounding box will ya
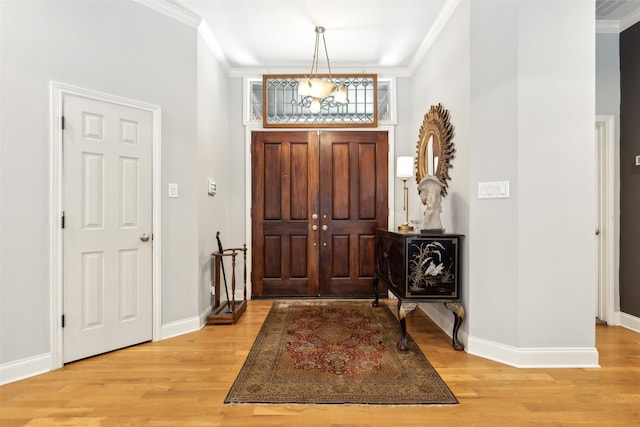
[1,300,639,426]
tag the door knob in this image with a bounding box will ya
[140,233,150,242]
[322,225,328,231]
[312,225,318,231]
[312,213,318,220]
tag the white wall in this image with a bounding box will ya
[407,0,472,343]
[468,0,520,347]
[228,77,248,249]
[410,0,597,366]
[197,31,232,317]
[596,34,622,118]
[0,1,221,377]
[515,1,595,351]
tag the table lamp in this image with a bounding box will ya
[397,156,414,232]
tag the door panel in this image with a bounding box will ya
[252,132,319,296]
[252,131,387,297]
[318,132,388,296]
[63,93,152,363]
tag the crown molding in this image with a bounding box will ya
[597,6,640,33]
[133,0,201,28]
[620,7,640,31]
[597,19,621,33]
[198,22,232,75]
[408,0,461,75]
[228,67,411,79]
[134,0,234,75]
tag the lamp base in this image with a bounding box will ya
[397,224,414,232]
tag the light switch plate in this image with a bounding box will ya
[478,181,510,199]
[168,183,178,198]
[636,155,640,166]
[208,178,217,196]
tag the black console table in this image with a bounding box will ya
[373,229,465,351]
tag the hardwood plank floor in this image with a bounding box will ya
[1,300,639,426]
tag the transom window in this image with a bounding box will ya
[247,77,394,127]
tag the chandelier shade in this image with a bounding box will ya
[308,80,336,99]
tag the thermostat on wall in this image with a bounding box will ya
[208,178,217,196]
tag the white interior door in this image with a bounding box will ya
[595,116,616,325]
[62,93,153,363]
[595,126,601,319]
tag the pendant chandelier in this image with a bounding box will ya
[295,26,348,114]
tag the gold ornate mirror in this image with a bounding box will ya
[415,103,455,196]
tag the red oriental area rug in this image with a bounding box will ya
[225,300,458,405]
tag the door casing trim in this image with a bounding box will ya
[49,82,162,369]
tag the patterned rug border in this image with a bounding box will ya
[225,300,458,406]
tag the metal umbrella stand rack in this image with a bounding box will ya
[207,231,247,325]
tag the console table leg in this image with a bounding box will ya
[371,277,380,307]
[397,301,417,351]
[444,302,465,351]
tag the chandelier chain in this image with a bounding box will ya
[320,31,333,79]
[309,26,333,80]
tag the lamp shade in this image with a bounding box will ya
[309,79,336,99]
[335,85,348,104]
[396,156,414,178]
[310,98,321,114]
[298,78,311,96]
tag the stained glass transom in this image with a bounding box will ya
[259,75,380,128]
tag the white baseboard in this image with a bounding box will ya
[619,311,640,333]
[418,304,599,368]
[199,305,212,327]
[1,316,205,385]
[466,336,600,368]
[0,353,52,385]
[160,316,202,340]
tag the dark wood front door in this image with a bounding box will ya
[251,131,388,297]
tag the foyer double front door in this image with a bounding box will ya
[251,131,388,297]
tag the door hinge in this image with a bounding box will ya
[61,314,65,328]
[61,116,65,130]
[61,211,65,229]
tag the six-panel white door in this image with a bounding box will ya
[63,93,153,363]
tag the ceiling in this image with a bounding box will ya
[596,0,640,20]
[170,0,448,74]
[165,0,640,75]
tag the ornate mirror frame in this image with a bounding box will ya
[415,103,455,196]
